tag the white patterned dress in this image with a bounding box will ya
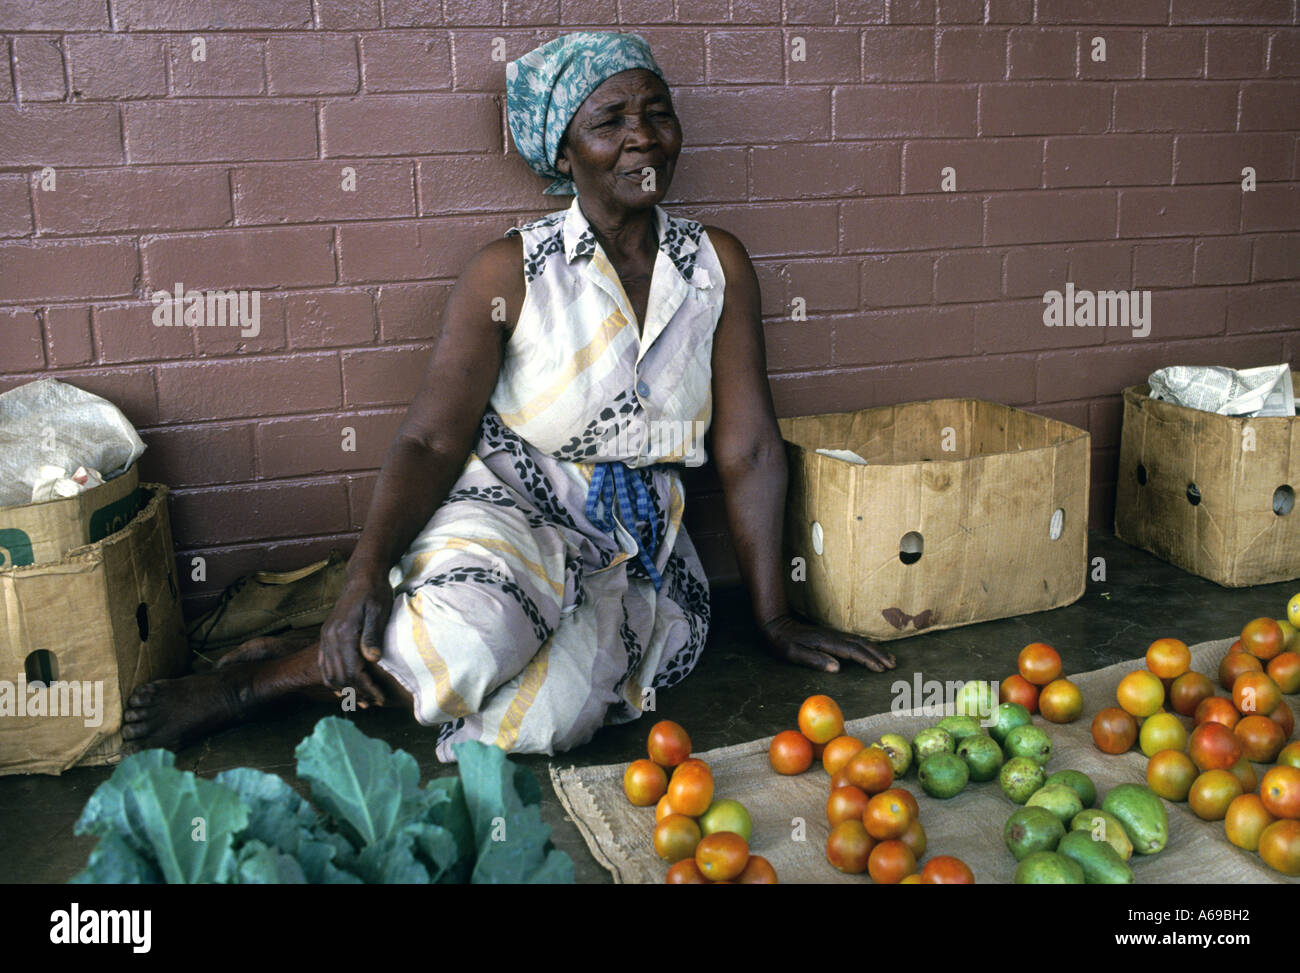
[377,196,725,761]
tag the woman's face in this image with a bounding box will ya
[554,68,681,213]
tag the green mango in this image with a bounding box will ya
[1004,806,1065,861]
[1014,850,1084,884]
[1026,783,1084,825]
[1101,783,1168,856]
[1070,809,1134,862]
[1057,829,1135,884]
[1045,769,1097,809]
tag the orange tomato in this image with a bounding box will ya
[1189,721,1243,772]
[1092,706,1139,754]
[1146,638,1191,679]
[1220,650,1263,691]
[829,767,853,790]
[867,839,916,884]
[1260,765,1300,820]
[1280,741,1300,770]
[1194,695,1240,730]
[1018,643,1062,686]
[623,759,667,806]
[1170,671,1215,718]
[646,720,692,768]
[694,831,749,881]
[899,818,927,859]
[653,814,702,863]
[1230,756,1259,793]
[768,729,814,775]
[899,873,923,884]
[863,791,913,840]
[1225,794,1276,852]
[1039,678,1083,723]
[821,735,865,776]
[825,820,874,874]
[734,855,778,884]
[1233,672,1281,717]
[798,694,845,745]
[1235,714,1286,763]
[920,855,975,884]
[665,858,709,883]
[1000,674,1039,713]
[1242,617,1285,662]
[667,762,713,816]
[1117,670,1165,718]
[1258,820,1300,876]
[1146,749,1197,802]
[1271,699,1294,739]
[1188,769,1244,821]
[879,787,921,822]
[1267,651,1300,694]
[844,746,895,795]
[826,785,870,827]
[655,794,676,823]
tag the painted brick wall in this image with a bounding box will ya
[1,1,1297,618]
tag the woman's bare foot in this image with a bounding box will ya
[214,631,317,669]
[122,662,262,752]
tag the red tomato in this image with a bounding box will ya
[647,720,691,768]
[1018,643,1062,686]
[1091,706,1138,754]
[798,695,845,745]
[920,855,975,884]
[768,729,814,775]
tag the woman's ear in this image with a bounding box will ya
[554,140,571,176]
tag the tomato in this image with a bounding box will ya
[1146,638,1191,679]
[1232,672,1281,716]
[1258,819,1300,876]
[694,831,749,881]
[655,794,676,823]
[1230,756,1258,793]
[667,763,713,817]
[653,814,702,863]
[1000,674,1039,713]
[665,858,709,884]
[920,855,975,884]
[623,759,667,806]
[734,855,778,884]
[1092,706,1139,754]
[1170,671,1215,717]
[1146,749,1197,801]
[867,839,916,884]
[879,787,920,822]
[798,694,845,745]
[1189,721,1243,771]
[899,873,923,884]
[1260,765,1300,819]
[1194,695,1240,729]
[1268,651,1300,694]
[1188,769,1244,821]
[768,729,814,775]
[1235,714,1286,763]
[1116,670,1164,718]
[1220,650,1263,691]
[1225,794,1276,852]
[863,791,913,840]
[825,820,874,874]
[1279,741,1300,770]
[1139,712,1188,757]
[821,735,865,776]
[1039,678,1083,723]
[899,818,927,859]
[844,746,894,795]
[829,767,853,790]
[1018,643,1062,686]
[647,720,692,768]
[674,757,710,777]
[1270,699,1294,739]
[826,785,870,827]
[1228,639,1246,654]
[1242,617,1285,661]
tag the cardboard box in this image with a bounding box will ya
[1114,378,1300,587]
[0,463,142,568]
[0,484,188,775]
[778,398,1090,641]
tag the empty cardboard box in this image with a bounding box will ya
[778,398,1090,641]
[1114,379,1300,587]
[0,484,188,775]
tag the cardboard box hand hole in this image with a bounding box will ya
[1274,486,1294,517]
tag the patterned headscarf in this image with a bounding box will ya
[506,32,666,196]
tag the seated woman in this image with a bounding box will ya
[123,31,894,759]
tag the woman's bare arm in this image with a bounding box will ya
[318,236,525,698]
[705,226,894,673]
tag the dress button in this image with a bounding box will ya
[636,380,649,397]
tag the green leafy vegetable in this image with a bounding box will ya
[70,717,573,885]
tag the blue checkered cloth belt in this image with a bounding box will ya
[585,461,663,591]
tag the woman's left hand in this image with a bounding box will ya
[759,613,897,673]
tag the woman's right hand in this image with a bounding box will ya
[318,563,394,708]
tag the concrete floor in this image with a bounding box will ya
[2,529,1296,884]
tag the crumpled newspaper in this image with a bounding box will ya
[1147,364,1296,418]
[31,465,105,502]
[0,378,145,508]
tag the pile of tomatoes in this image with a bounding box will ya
[623,719,779,883]
[1090,612,1300,876]
[1001,643,1083,723]
[768,694,975,883]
